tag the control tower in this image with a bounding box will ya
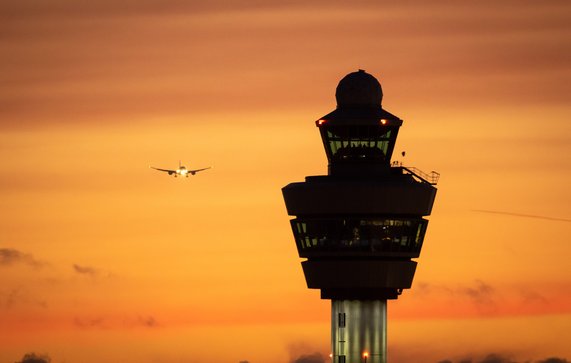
[282,70,438,363]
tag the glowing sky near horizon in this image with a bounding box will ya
[1,1,570,362]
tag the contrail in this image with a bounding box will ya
[472,209,571,223]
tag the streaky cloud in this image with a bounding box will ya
[73,316,107,329]
[74,314,161,329]
[417,279,498,307]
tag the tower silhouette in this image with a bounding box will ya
[282,70,439,363]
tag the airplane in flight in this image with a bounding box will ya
[150,161,211,177]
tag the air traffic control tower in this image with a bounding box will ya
[282,70,439,363]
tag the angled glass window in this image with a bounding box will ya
[322,125,395,163]
[291,217,428,256]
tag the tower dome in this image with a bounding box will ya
[335,69,383,107]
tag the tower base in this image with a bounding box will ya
[331,300,387,363]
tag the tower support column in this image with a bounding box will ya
[331,300,387,363]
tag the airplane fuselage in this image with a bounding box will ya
[176,167,189,177]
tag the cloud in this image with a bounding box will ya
[0,0,307,19]
[72,263,114,279]
[291,352,326,363]
[287,342,328,363]
[435,355,570,363]
[393,345,571,363]
[479,354,516,363]
[1,288,48,309]
[73,316,107,329]
[0,248,45,268]
[459,280,496,308]
[417,279,498,313]
[288,349,570,363]
[518,289,548,305]
[72,263,99,276]
[137,315,159,328]
[413,280,571,318]
[16,353,51,363]
[73,314,161,329]
[1,0,569,129]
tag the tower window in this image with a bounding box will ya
[338,313,346,327]
[291,217,428,256]
[322,126,395,163]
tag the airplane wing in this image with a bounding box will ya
[150,166,176,175]
[189,167,211,175]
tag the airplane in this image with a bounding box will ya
[150,161,211,177]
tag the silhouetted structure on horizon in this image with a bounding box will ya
[282,70,439,363]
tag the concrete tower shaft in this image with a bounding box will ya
[332,300,387,363]
[282,70,438,363]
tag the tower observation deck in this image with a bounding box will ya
[282,70,438,363]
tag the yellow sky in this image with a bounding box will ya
[1,1,570,362]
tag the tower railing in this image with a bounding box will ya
[401,166,440,185]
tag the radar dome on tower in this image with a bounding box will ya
[335,69,383,107]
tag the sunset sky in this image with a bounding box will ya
[1,1,570,362]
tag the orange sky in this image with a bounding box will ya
[1,1,570,362]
